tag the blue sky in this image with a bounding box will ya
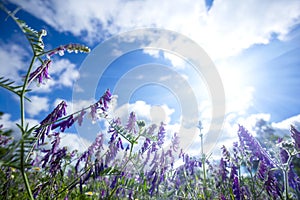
[1,0,300,155]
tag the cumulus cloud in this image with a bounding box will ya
[60,132,92,153]
[25,95,49,117]
[0,42,29,82]
[10,0,300,59]
[0,113,39,140]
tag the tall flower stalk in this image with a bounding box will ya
[0,4,90,199]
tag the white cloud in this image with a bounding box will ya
[272,114,300,135]
[60,132,92,153]
[0,113,39,140]
[163,51,186,69]
[0,43,29,82]
[25,95,49,117]
[10,0,300,59]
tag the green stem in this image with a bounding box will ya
[19,55,36,199]
[283,169,289,200]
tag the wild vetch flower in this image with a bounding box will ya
[147,124,157,135]
[97,89,112,112]
[265,171,281,198]
[157,122,166,147]
[238,125,274,166]
[28,59,51,85]
[258,159,281,198]
[48,43,90,58]
[89,89,112,122]
[288,164,300,191]
[232,176,240,200]
[141,137,151,154]
[108,118,122,143]
[232,142,239,164]
[52,115,75,132]
[279,148,289,164]
[291,125,300,150]
[126,112,137,134]
[35,101,67,145]
[105,139,119,165]
[219,158,228,182]
[116,137,124,150]
[257,159,268,181]
[39,132,68,175]
[75,134,104,172]
[75,109,86,126]
[171,133,180,152]
[48,146,67,175]
[89,104,98,123]
[230,164,240,200]
[221,145,231,163]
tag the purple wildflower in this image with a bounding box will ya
[220,194,227,200]
[141,137,151,154]
[126,112,137,134]
[52,115,75,132]
[76,110,86,126]
[35,101,67,145]
[39,132,68,176]
[48,43,90,57]
[219,158,228,182]
[105,140,119,165]
[230,164,240,200]
[221,145,231,163]
[89,89,112,122]
[238,125,274,166]
[171,133,180,152]
[48,147,67,175]
[157,122,166,147]
[97,89,112,112]
[90,104,98,123]
[279,148,289,164]
[265,171,281,198]
[288,164,300,191]
[257,159,282,198]
[116,137,124,150]
[291,125,300,150]
[108,118,122,143]
[258,159,268,181]
[147,124,157,135]
[28,59,51,85]
[75,134,104,172]
[0,133,11,146]
[232,176,240,200]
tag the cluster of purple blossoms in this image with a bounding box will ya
[238,125,275,166]
[278,140,300,192]
[89,89,112,122]
[35,101,67,145]
[28,59,51,85]
[291,125,300,150]
[239,125,284,198]
[126,112,137,134]
[53,89,111,135]
[230,165,240,200]
[27,42,90,86]
[157,122,166,147]
[75,133,104,173]
[257,159,281,197]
